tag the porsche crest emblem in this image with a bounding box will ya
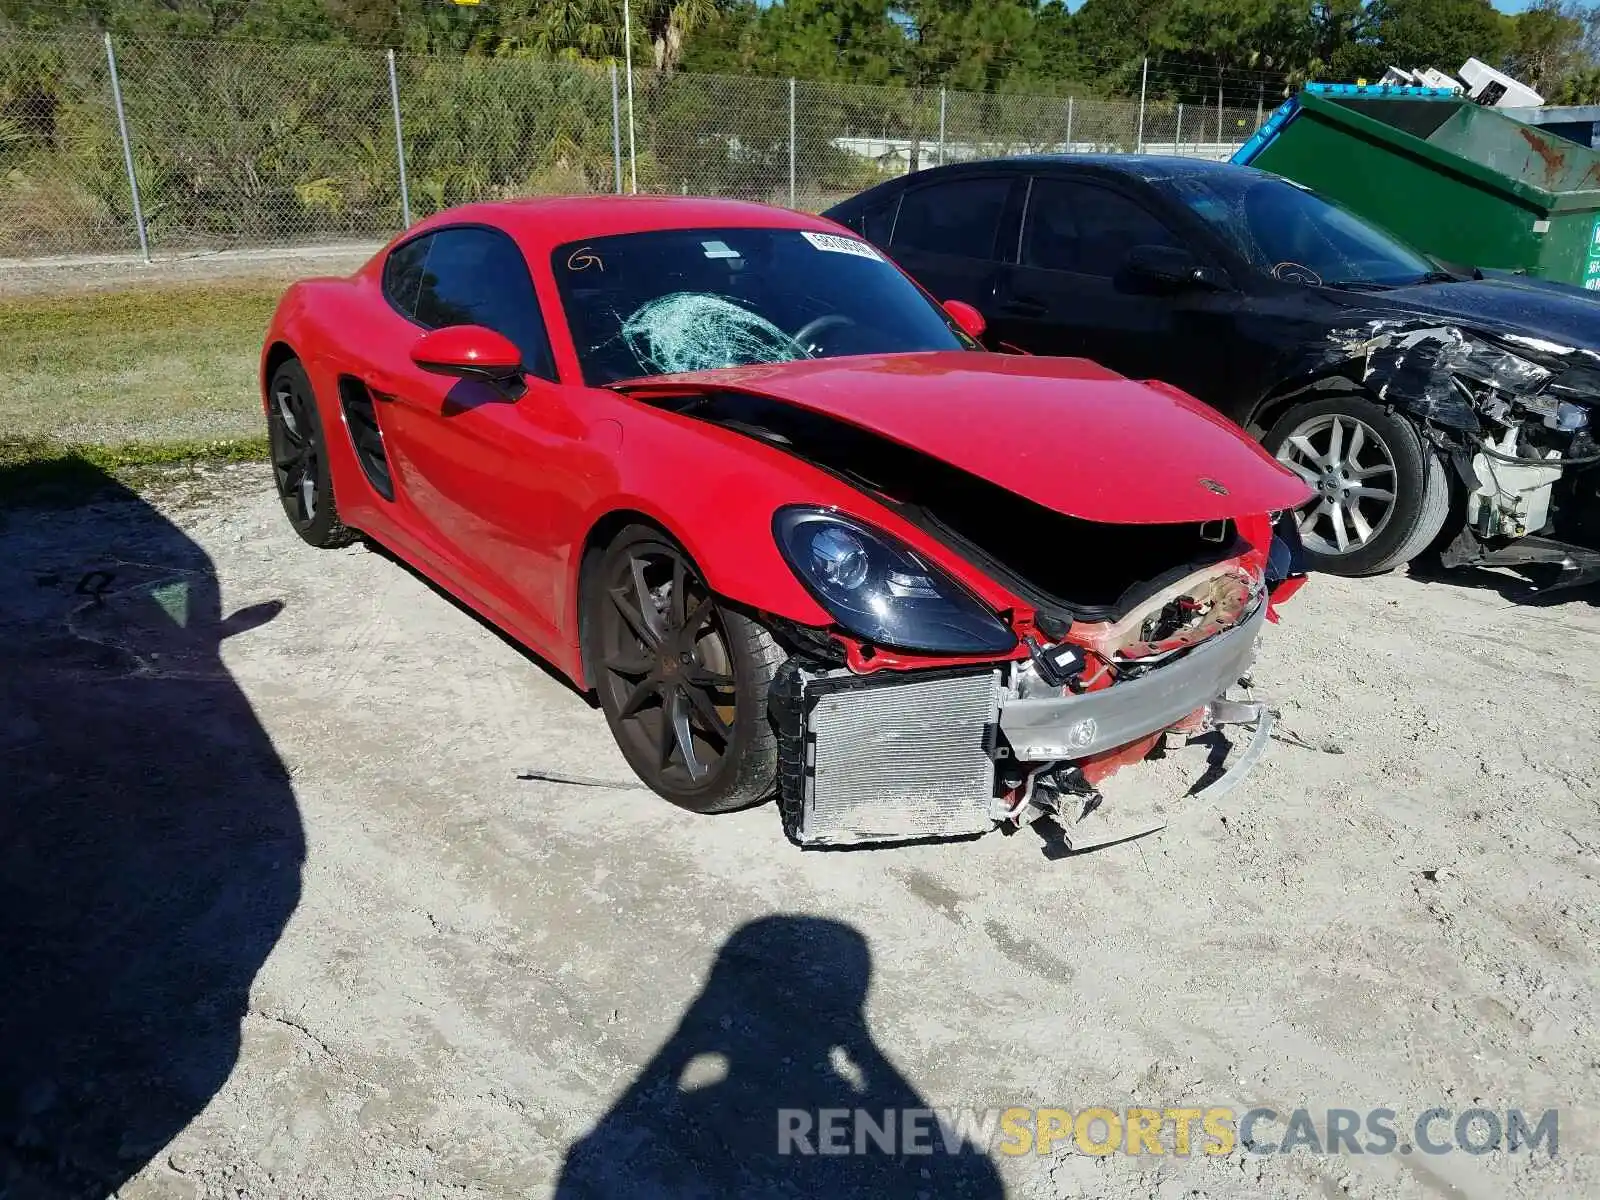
[1198,477,1229,495]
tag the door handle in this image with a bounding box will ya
[997,297,1047,317]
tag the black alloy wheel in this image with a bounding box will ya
[588,526,782,813]
[267,359,356,549]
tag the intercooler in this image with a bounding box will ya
[773,664,1002,847]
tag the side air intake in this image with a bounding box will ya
[337,377,393,501]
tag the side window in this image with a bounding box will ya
[414,227,556,380]
[858,195,900,246]
[1022,179,1181,277]
[890,177,1012,261]
[382,235,429,317]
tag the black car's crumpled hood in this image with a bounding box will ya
[1308,274,1600,430]
[1359,275,1600,355]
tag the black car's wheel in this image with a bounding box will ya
[586,526,784,813]
[1263,391,1449,576]
[267,358,357,549]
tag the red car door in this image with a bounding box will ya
[362,225,602,655]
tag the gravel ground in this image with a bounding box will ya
[3,465,1598,1200]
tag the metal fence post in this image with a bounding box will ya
[938,88,946,166]
[1136,58,1148,154]
[1257,84,1265,130]
[1065,96,1074,153]
[623,0,638,193]
[103,33,149,263]
[788,78,796,207]
[1175,103,1183,154]
[387,49,412,227]
[1216,85,1223,145]
[610,63,623,195]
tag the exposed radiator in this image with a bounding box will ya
[776,664,1001,847]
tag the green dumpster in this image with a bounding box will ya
[1233,84,1600,290]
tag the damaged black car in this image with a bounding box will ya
[825,156,1600,590]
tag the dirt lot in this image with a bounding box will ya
[3,465,1598,1200]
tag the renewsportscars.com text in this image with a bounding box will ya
[776,1106,1560,1158]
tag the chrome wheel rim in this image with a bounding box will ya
[1275,413,1398,556]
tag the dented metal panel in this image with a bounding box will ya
[1320,320,1574,429]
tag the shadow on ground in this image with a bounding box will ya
[0,464,302,1198]
[1405,554,1600,606]
[555,915,1003,1199]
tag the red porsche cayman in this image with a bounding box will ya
[261,196,1311,848]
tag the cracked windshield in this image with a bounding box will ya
[552,227,967,384]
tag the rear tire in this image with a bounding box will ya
[267,358,358,550]
[1263,391,1449,576]
[583,525,784,813]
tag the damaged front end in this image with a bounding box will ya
[1333,320,1600,587]
[615,356,1312,849]
[768,511,1307,850]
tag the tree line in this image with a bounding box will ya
[5,0,1600,105]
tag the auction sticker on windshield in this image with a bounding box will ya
[802,231,883,260]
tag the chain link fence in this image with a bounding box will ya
[0,32,128,255]
[0,30,1267,261]
[117,36,402,253]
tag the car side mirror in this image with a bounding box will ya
[1120,244,1228,293]
[942,299,987,341]
[411,325,527,396]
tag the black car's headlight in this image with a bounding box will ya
[1453,336,1592,430]
[773,507,1017,655]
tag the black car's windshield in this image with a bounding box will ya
[1154,172,1438,289]
[552,227,967,384]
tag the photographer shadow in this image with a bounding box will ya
[555,915,1003,1199]
[0,465,302,1197]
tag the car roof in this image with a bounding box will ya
[1011,153,1252,176]
[407,195,840,249]
[882,154,1275,186]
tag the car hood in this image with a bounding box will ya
[613,352,1312,524]
[1358,275,1600,353]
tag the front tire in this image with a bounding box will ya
[267,358,357,549]
[1263,391,1449,576]
[584,525,784,813]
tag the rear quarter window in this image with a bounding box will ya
[856,195,901,246]
[382,236,429,316]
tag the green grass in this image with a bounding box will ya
[0,278,280,504]
[0,280,282,448]
[0,433,270,506]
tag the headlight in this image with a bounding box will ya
[773,507,1017,655]
[1551,399,1590,432]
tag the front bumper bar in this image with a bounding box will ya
[1031,699,1276,852]
[999,603,1266,761]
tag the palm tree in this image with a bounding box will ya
[492,0,716,73]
